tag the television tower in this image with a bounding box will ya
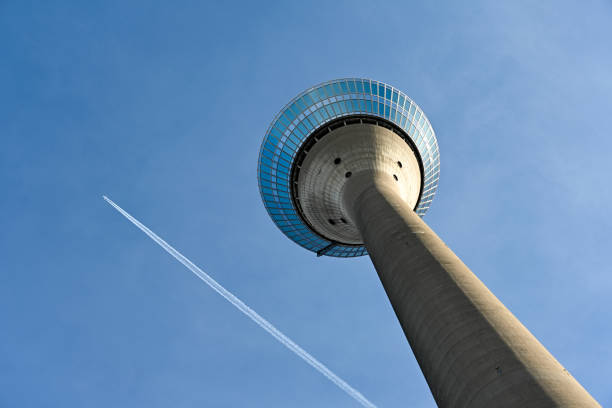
[257,79,600,407]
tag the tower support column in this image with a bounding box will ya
[343,173,600,408]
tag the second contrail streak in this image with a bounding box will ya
[103,195,376,408]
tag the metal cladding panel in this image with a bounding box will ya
[257,78,440,257]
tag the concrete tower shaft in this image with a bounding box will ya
[342,173,600,408]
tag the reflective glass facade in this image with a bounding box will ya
[257,78,440,257]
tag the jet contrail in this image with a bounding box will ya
[103,195,377,408]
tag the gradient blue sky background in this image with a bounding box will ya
[2,1,611,407]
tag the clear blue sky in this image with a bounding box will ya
[1,1,611,407]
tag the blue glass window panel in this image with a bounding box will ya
[358,99,365,111]
[261,148,274,160]
[284,137,298,150]
[340,81,349,93]
[421,125,429,138]
[414,110,421,123]
[290,126,304,138]
[263,196,277,205]
[273,122,286,134]
[391,107,397,122]
[303,114,316,128]
[302,118,314,132]
[312,109,323,123]
[260,156,273,167]
[378,102,384,115]
[315,86,326,99]
[422,185,436,195]
[270,126,283,139]
[265,135,279,146]
[348,80,356,93]
[403,101,411,115]
[384,105,390,118]
[279,140,295,156]
[264,141,276,152]
[302,93,314,106]
[319,86,334,100]
[318,107,329,120]
[359,99,366,111]
[295,97,307,112]
[332,82,342,95]
[259,172,273,182]
[324,84,334,97]
[284,108,296,121]
[307,89,320,103]
[398,95,405,109]
[267,134,280,145]
[261,187,274,196]
[328,102,339,115]
[278,158,291,170]
[341,100,350,113]
[385,87,392,100]
[268,207,285,214]
[392,91,398,103]
[320,87,329,100]
[300,116,315,132]
[364,81,371,94]
[280,114,292,128]
[378,84,385,97]
[325,105,335,117]
[288,133,301,145]
[409,103,416,117]
[365,100,373,112]
[275,169,289,179]
[289,102,301,116]
[297,122,307,134]
[356,80,364,93]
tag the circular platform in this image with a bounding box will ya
[257,78,440,257]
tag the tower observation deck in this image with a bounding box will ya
[257,79,600,407]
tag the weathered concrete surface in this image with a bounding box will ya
[343,174,600,408]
